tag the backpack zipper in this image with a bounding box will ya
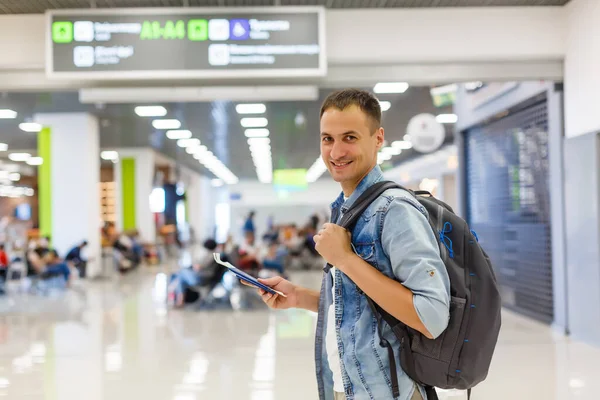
[437,206,447,262]
[452,224,475,382]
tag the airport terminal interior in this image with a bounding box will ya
[1,0,600,399]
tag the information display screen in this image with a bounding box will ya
[46,7,325,79]
[273,169,308,191]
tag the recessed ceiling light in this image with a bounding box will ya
[379,101,391,112]
[26,157,43,166]
[177,138,200,148]
[306,157,327,183]
[248,137,270,145]
[8,153,30,162]
[236,103,266,114]
[381,147,401,156]
[0,109,17,119]
[436,114,458,124]
[374,82,409,94]
[244,128,270,138]
[166,130,192,140]
[392,140,413,150]
[192,146,209,158]
[152,119,181,130]
[19,123,42,133]
[100,151,119,161]
[134,106,167,117]
[241,117,268,128]
[0,143,7,151]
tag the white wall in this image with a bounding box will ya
[326,8,565,65]
[0,15,45,70]
[0,7,566,89]
[227,179,339,243]
[229,179,341,207]
[564,0,600,138]
[181,168,214,241]
[35,113,101,277]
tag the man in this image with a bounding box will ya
[28,239,72,285]
[251,89,451,400]
[168,239,225,308]
[243,210,256,236]
[65,240,89,278]
[0,244,8,294]
[0,243,8,268]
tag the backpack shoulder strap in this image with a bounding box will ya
[338,180,403,230]
[323,180,402,273]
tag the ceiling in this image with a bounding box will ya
[0,0,571,14]
[0,86,454,180]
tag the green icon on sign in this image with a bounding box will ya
[52,21,73,43]
[188,19,208,41]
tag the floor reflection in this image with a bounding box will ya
[0,267,598,399]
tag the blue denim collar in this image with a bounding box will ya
[329,165,384,213]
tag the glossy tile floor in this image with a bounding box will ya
[0,266,598,400]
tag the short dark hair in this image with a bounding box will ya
[320,88,381,132]
[81,240,88,247]
[203,239,218,251]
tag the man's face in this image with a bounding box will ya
[320,105,384,189]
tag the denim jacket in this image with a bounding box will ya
[315,166,451,400]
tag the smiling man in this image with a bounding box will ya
[253,89,450,400]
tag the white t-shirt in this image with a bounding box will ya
[327,197,348,393]
[326,271,344,392]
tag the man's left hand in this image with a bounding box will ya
[314,223,354,267]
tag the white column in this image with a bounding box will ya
[565,0,600,139]
[186,172,204,243]
[35,113,101,277]
[186,172,220,241]
[563,0,600,346]
[113,148,156,243]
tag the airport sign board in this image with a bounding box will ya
[46,7,326,80]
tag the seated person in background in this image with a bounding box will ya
[283,224,305,256]
[168,239,226,308]
[129,230,145,261]
[0,243,8,268]
[0,244,8,291]
[101,222,118,247]
[261,241,287,276]
[238,231,259,272]
[113,231,141,271]
[301,225,320,257]
[39,236,60,259]
[27,241,72,285]
[65,240,90,278]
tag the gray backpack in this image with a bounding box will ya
[335,181,502,400]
